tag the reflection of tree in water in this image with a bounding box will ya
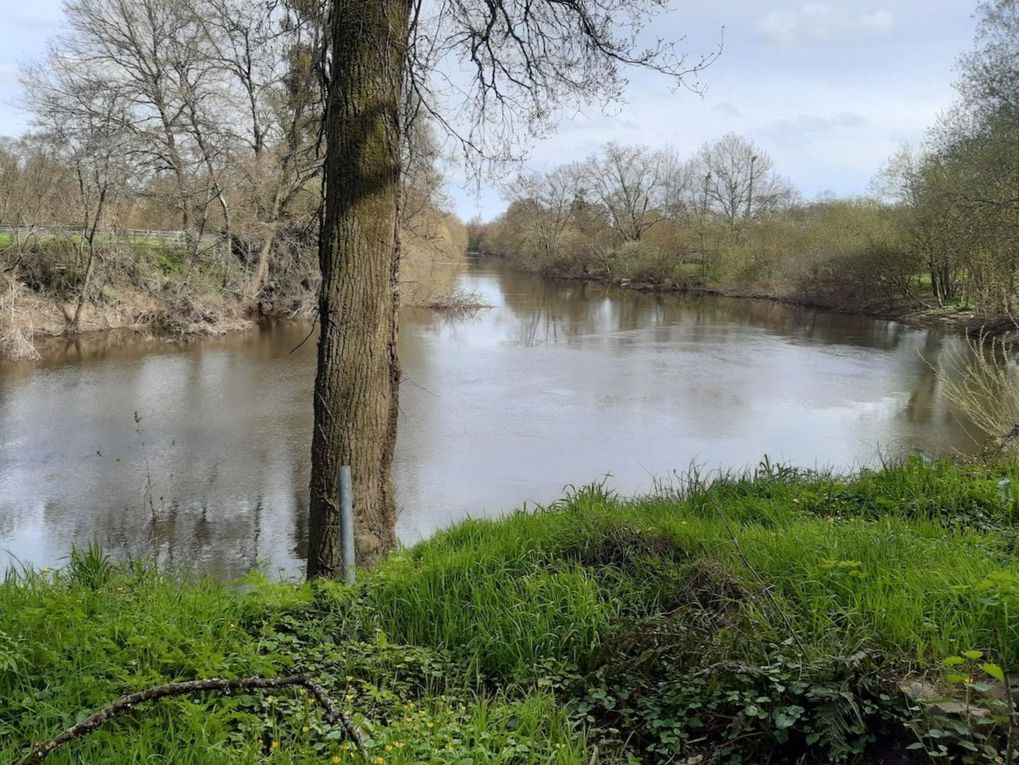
[519,289,562,347]
[903,333,949,427]
[490,257,921,353]
[668,295,912,351]
[10,329,316,579]
[865,330,984,453]
[291,492,308,566]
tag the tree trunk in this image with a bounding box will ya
[72,243,97,330]
[307,0,410,578]
[248,228,276,300]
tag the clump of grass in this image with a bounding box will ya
[938,333,1019,453]
[3,458,1018,763]
[0,280,41,361]
[66,542,116,591]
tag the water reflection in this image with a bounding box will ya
[0,256,985,578]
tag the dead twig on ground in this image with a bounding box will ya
[17,674,367,764]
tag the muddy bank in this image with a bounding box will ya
[0,281,267,361]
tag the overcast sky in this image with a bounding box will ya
[0,0,978,220]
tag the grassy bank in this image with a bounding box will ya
[3,457,1019,763]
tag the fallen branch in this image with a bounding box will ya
[417,287,491,315]
[17,674,367,764]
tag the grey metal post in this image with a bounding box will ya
[338,465,356,584]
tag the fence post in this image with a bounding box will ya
[337,466,356,585]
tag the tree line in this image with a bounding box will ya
[474,134,911,314]
[879,0,1019,323]
[477,0,1019,327]
[0,0,452,328]
[6,0,326,301]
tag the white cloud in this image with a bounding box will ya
[756,4,896,46]
[858,10,895,35]
[712,101,743,119]
[765,111,868,139]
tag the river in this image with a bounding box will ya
[0,256,981,578]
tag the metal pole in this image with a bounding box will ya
[338,465,356,584]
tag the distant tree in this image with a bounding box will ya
[505,164,584,266]
[692,134,795,231]
[585,143,676,242]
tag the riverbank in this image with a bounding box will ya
[3,457,1017,764]
[0,216,468,362]
[676,283,990,336]
[527,264,1007,338]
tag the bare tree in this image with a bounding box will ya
[307,0,716,576]
[25,0,330,299]
[197,0,326,298]
[61,0,209,232]
[0,138,80,233]
[402,114,449,230]
[660,155,699,222]
[586,143,675,242]
[692,133,795,230]
[0,141,19,227]
[24,62,136,329]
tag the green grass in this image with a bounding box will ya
[2,457,1018,763]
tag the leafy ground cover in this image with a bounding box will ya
[2,457,1018,763]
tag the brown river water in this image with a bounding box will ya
[0,256,982,578]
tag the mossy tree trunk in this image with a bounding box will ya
[307,0,411,577]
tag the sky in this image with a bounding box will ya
[0,0,979,221]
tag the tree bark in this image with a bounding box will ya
[307,0,410,577]
[248,227,277,300]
